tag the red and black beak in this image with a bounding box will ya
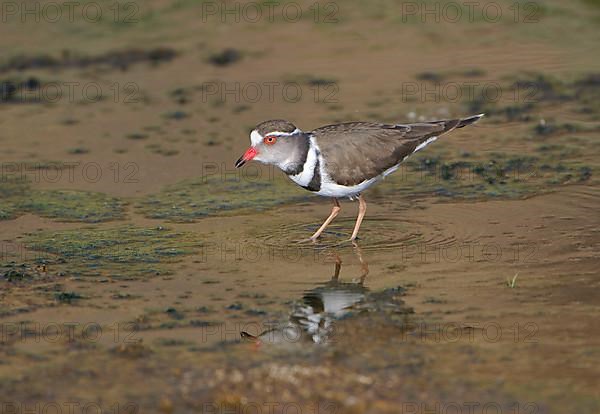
[235,147,258,168]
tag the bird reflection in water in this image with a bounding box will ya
[241,243,369,345]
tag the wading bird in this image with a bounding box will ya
[235,115,483,241]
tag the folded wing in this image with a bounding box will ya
[312,119,464,186]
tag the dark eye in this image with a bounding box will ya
[264,136,277,145]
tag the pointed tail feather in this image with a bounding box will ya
[432,113,484,136]
[457,113,484,128]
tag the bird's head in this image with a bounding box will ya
[235,120,306,170]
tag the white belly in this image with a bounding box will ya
[315,158,405,198]
[315,175,382,198]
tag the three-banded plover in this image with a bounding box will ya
[235,114,483,241]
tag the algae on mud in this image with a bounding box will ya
[1,175,126,222]
[135,175,311,222]
[385,149,596,200]
[466,72,600,122]
[0,177,29,220]
[371,71,600,201]
[24,226,202,279]
[16,190,126,222]
[0,262,75,317]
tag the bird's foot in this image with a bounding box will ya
[296,236,319,244]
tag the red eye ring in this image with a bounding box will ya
[264,135,277,145]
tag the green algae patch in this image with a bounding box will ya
[0,176,29,197]
[135,175,311,222]
[24,226,202,279]
[0,204,19,220]
[380,150,595,201]
[0,177,29,220]
[1,164,126,222]
[16,190,126,223]
[374,68,600,201]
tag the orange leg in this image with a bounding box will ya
[308,198,341,241]
[349,194,367,241]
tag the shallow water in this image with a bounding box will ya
[1,1,600,412]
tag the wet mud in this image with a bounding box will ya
[1,1,599,413]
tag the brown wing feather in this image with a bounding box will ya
[311,120,462,186]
